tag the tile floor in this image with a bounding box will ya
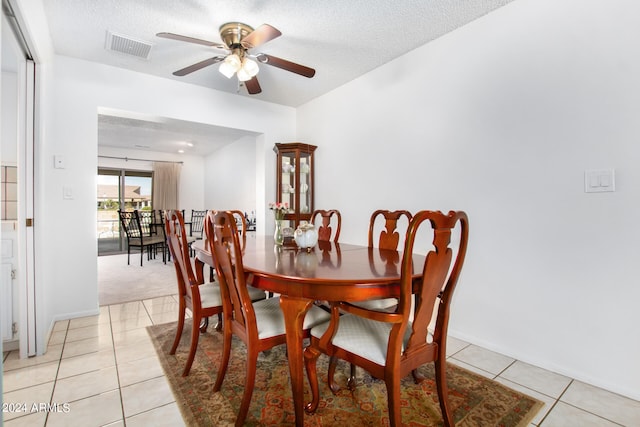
[3,295,640,426]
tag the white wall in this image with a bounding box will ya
[298,0,640,400]
[204,135,258,214]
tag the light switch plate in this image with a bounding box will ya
[63,186,73,200]
[584,169,615,193]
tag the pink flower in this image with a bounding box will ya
[269,202,289,220]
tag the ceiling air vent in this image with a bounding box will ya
[105,31,152,59]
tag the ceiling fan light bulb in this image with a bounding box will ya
[242,58,259,77]
[236,67,252,82]
[219,61,236,78]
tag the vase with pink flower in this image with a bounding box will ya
[269,202,289,245]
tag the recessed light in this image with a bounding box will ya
[178,149,184,154]
[186,142,194,147]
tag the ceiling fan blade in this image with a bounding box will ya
[258,54,316,78]
[244,76,262,94]
[173,56,225,76]
[241,24,282,49]
[156,32,226,49]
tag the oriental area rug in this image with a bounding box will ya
[147,321,543,426]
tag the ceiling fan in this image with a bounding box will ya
[157,22,316,95]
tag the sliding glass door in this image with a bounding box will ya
[97,168,153,255]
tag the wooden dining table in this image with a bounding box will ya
[192,236,425,426]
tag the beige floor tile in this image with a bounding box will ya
[110,315,153,334]
[560,380,640,426]
[125,402,185,427]
[3,361,59,393]
[117,354,164,387]
[494,377,556,425]
[499,360,572,399]
[445,336,470,357]
[64,322,112,343]
[450,344,515,375]
[68,312,111,329]
[46,390,123,427]
[52,320,69,333]
[143,296,179,316]
[61,334,114,359]
[57,349,116,379]
[447,357,495,379]
[3,344,63,372]
[121,376,175,418]
[109,301,148,321]
[540,401,619,426]
[52,366,119,403]
[114,339,158,364]
[48,330,67,346]
[103,421,125,427]
[2,381,55,421]
[112,327,152,348]
[2,411,47,426]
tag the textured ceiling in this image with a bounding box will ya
[40,0,516,155]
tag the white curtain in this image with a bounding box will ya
[152,162,181,210]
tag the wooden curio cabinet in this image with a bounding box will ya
[274,142,317,230]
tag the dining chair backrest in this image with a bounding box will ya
[165,210,200,306]
[368,209,413,250]
[138,210,156,236]
[205,210,254,334]
[399,210,469,347]
[310,209,342,242]
[118,210,142,239]
[190,209,207,238]
[229,210,248,250]
[165,209,225,376]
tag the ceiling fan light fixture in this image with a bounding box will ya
[219,54,242,78]
[242,58,259,77]
[236,67,252,82]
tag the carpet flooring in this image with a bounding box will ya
[148,320,543,426]
[98,252,177,306]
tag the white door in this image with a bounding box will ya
[1,7,37,357]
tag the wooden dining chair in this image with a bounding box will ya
[157,210,171,262]
[185,209,205,256]
[230,210,248,249]
[357,209,413,309]
[118,210,166,266]
[304,210,469,427]
[206,210,330,427]
[310,209,342,242]
[327,209,412,388]
[164,209,223,376]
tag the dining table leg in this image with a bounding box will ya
[279,295,314,427]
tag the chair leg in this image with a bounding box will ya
[213,325,232,393]
[140,246,144,266]
[303,345,322,413]
[235,345,259,427]
[347,363,357,390]
[327,355,340,394]
[170,303,186,355]
[385,376,402,427]
[182,313,201,376]
[435,358,454,427]
[127,246,131,265]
